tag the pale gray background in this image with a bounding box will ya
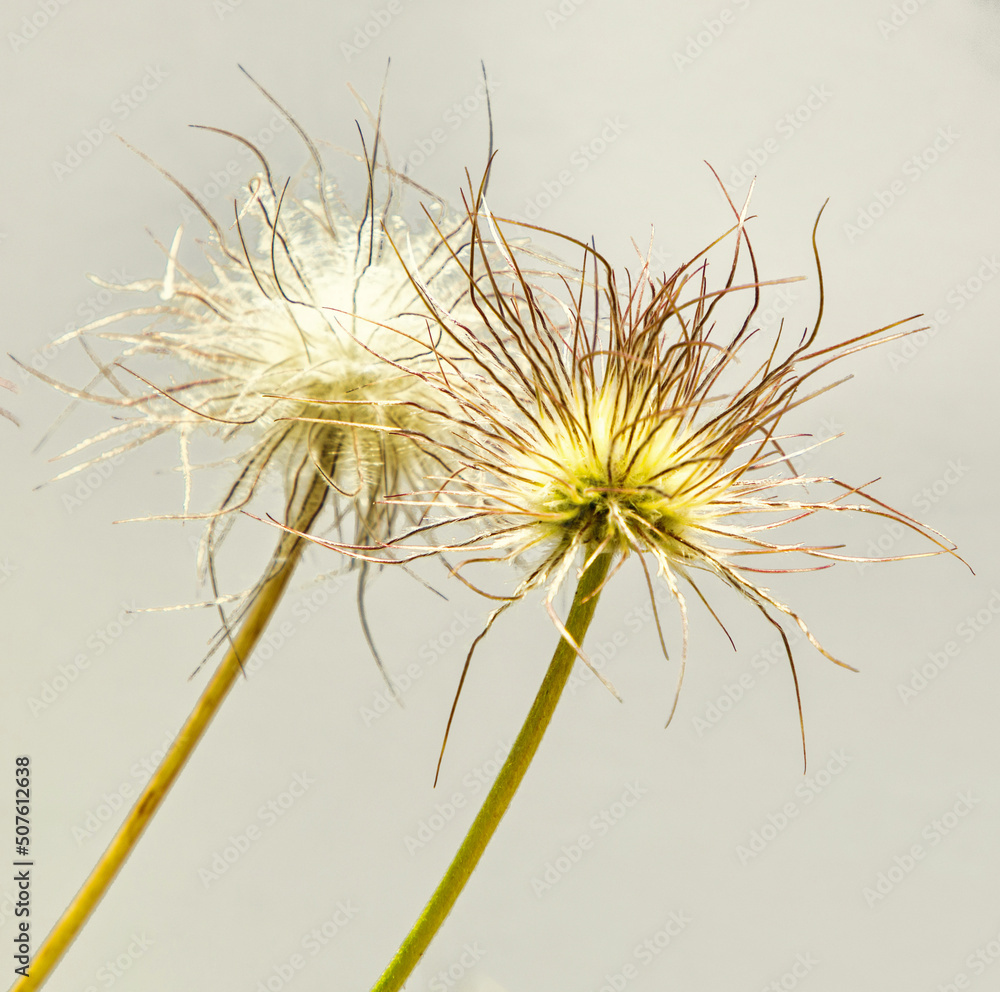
[2,2,999,990]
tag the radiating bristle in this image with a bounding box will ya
[33,109,514,680]
[309,171,964,764]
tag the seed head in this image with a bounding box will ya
[337,177,963,757]
[27,87,494,671]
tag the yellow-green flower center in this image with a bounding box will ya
[514,387,720,558]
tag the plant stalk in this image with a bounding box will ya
[371,550,613,992]
[11,474,328,992]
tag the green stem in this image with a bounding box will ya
[371,550,613,992]
[11,474,327,992]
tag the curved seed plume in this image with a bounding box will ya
[313,170,967,771]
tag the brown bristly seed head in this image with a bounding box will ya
[325,170,965,766]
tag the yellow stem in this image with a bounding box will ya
[11,475,327,992]
[371,550,612,992]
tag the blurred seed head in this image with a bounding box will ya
[25,82,507,676]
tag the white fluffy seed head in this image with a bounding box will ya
[43,141,494,590]
[141,177,469,524]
